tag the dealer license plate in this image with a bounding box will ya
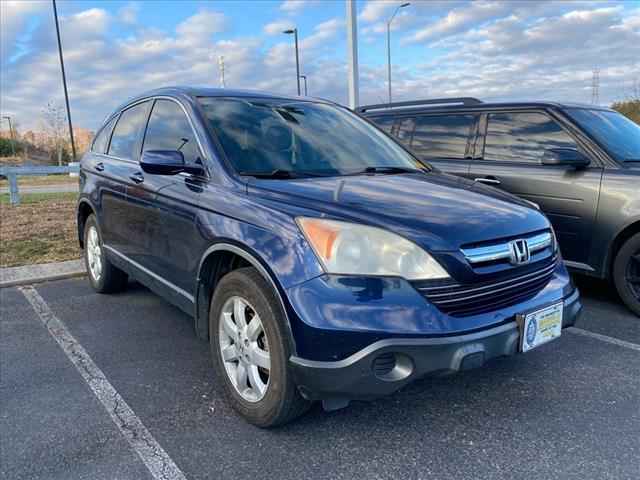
[520,302,563,353]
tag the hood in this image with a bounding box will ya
[247,172,549,252]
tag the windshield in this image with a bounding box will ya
[566,108,640,162]
[197,97,426,176]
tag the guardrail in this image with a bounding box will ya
[0,163,79,205]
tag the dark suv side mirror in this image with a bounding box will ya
[140,150,204,176]
[541,148,590,168]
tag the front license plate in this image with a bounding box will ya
[519,302,563,353]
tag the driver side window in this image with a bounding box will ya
[143,99,203,166]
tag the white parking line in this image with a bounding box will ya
[19,285,188,480]
[567,327,640,352]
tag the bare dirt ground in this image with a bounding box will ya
[0,192,79,267]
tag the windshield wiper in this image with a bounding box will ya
[346,166,427,176]
[238,169,326,179]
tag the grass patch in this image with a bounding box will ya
[0,191,78,205]
[0,193,79,267]
[0,174,78,188]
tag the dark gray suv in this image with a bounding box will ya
[361,98,640,316]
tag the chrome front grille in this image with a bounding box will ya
[461,231,553,266]
[413,256,558,317]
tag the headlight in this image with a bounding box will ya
[297,217,450,280]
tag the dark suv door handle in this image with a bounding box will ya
[129,172,144,184]
[95,162,105,172]
[474,176,501,185]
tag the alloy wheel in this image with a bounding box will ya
[218,296,271,402]
[86,226,103,282]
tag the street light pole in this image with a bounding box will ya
[52,0,77,161]
[283,28,301,96]
[2,116,16,156]
[387,2,410,105]
[346,0,360,109]
[299,75,308,96]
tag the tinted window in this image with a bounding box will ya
[92,117,116,154]
[394,118,415,144]
[411,115,474,159]
[566,108,640,162]
[108,102,149,160]
[143,100,202,165]
[370,116,395,133]
[484,112,577,163]
[197,97,425,176]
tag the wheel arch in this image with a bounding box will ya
[606,218,640,278]
[194,241,297,355]
[76,198,97,249]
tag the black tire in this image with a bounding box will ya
[83,214,128,294]
[613,233,640,317]
[209,267,310,427]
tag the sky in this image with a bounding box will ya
[1,0,639,132]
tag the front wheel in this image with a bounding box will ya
[613,233,640,317]
[209,267,310,427]
[83,214,128,293]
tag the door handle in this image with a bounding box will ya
[129,172,144,184]
[95,162,105,172]
[474,177,501,185]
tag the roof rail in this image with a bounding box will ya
[356,97,482,114]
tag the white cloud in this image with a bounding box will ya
[405,1,508,44]
[0,0,47,64]
[264,20,295,35]
[118,2,139,25]
[302,17,344,49]
[176,9,226,43]
[359,1,397,23]
[280,0,307,14]
[1,1,638,133]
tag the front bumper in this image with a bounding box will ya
[290,288,581,403]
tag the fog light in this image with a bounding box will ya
[372,352,413,381]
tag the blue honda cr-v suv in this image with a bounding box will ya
[78,87,582,426]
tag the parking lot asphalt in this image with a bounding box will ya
[1,275,639,480]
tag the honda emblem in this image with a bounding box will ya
[509,239,531,265]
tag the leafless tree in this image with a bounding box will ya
[43,100,67,165]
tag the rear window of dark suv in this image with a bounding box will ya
[371,114,475,160]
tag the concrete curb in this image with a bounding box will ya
[0,259,85,288]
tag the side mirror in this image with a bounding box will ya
[140,150,204,176]
[541,148,590,168]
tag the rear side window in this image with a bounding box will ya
[142,100,202,165]
[108,102,150,160]
[411,115,474,159]
[92,116,116,154]
[370,116,395,133]
[484,112,578,163]
[394,118,416,144]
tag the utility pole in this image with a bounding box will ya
[2,116,16,157]
[299,75,308,96]
[218,56,226,88]
[591,68,600,105]
[387,3,410,105]
[346,0,360,109]
[283,28,301,95]
[52,0,77,161]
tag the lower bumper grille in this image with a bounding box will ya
[413,257,558,317]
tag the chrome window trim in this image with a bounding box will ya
[461,231,552,264]
[103,245,195,303]
[99,95,211,177]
